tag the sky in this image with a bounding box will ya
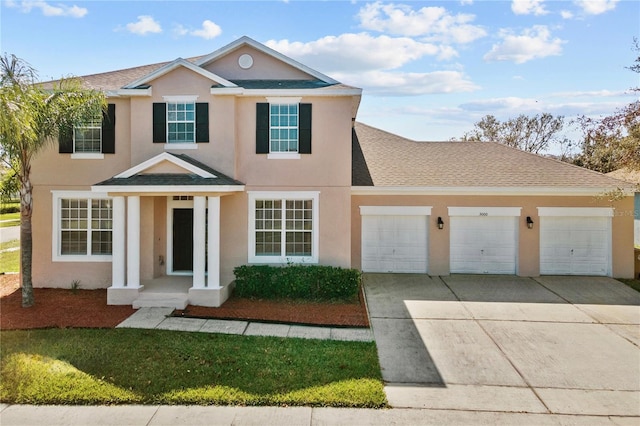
[1,0,639,149]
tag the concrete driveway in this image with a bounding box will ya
[364,274,640,417]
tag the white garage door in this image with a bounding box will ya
[361,208,429,273]
[539,208,612,276]
[449,207,520,275]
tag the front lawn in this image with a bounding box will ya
[0,240,19,273]
[0,328,386,407]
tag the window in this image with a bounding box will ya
[256,101,311,156]
[270,104,298,152]
[58,104,116,156]
[167,102,195,143]
[153,100,209,145]
[52,192,112,261]
[248,192,319,263]
[74,118,102,153]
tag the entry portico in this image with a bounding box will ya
[92,152,245,307]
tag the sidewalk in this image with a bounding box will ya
[1,403,635,425]
[116,307,373,342]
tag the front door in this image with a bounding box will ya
[173,208,193,272]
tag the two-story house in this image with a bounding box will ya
[31,36,635,309]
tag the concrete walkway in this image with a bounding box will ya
[116,307,374,342]
[2,403,637,425]
[365,274,640,418]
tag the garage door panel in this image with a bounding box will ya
[540,216,610,276]
[361,215,428,273]
[450,216,518,275]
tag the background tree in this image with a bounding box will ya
[573,39,639,173]
[0,54,105,307]
[460,113,566,154]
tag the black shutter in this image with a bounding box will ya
[101,104,116,153]
[195,102,209,143]
[152,103,166,143]
[256,103,269,154]
[299,103,312,154]
[58,124,73,153]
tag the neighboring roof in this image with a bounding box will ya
[352,122,635,194]
[607,168,640,185]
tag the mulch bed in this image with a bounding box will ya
[0,274,369,330]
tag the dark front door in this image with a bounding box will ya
[173,209,193,272]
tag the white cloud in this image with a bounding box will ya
[550,89,633,98]
[265,33,445,73]
[483,25,565,64]
[560,10,574,19]
[574,0,618,15]
[190,20,222,40]
[7,0,87,17]
[511,0,549,16]
[356,1,486,44]
[125,15,162,35]
[335,70,480,96]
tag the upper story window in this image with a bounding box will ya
[270,104,298,153]
[74,118,102,153]
[153,96,209,147]
[256,98,311,158]
[58,104,116,157]
[167,102,195,143]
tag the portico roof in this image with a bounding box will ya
[92,152,245,194]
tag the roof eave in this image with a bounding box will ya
[211,87,362,96]
[92,185,246,194]
[350,186,636,197]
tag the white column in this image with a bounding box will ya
[207,196,221,288]
[111,196,126,288]
[192,196,207,288]
[126,196,140,287]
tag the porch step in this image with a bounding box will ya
[132,292,189,310]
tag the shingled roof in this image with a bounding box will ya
[352,122,633,192]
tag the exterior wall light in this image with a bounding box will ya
[526,216,534,229]
[437,217,444,230]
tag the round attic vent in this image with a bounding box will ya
[238,54,253,69]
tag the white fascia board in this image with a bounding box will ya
[351,186,635,196]
[211,88,362,97]
[116,88,152,97]
[360,206,432,216]
[115,152,216,178]
[196,36,339,85]
[123,58,237,89]
[91,185,245,194]
[537,207,614,217]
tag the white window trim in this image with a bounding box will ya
[267,153,301,160]
[537,207,614,217]
[164,95,198,145]
[248,191,319,264]
[164,143,198,150]
[266,97,302,105]
[71,153,105,160]
[51,190,112,262]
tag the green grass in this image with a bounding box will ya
[618,278,640,293]
[0,211,19,228]
[0,240,19,273]
[0,328,387,407]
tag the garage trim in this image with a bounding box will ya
[360,206,432,216]
[538,207,614,217]
[448,206,522,217]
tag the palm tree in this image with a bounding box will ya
[0,54,105,307]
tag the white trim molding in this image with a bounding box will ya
[71,153,104,160]
[537,207,615,217]
[51,190,113,262]
[267,153,301,160]
[247,191,320,264]
[114,152,216,179]
[360,206,432,216]
[266,96,302,104]
[351,186,635,196]
[448,207,523,217]
[93,185,244,194]
[162,95,199,102]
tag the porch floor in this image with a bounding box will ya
[134,276,192,309]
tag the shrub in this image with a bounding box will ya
[0,205,19,214]
[233,264,361,302]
